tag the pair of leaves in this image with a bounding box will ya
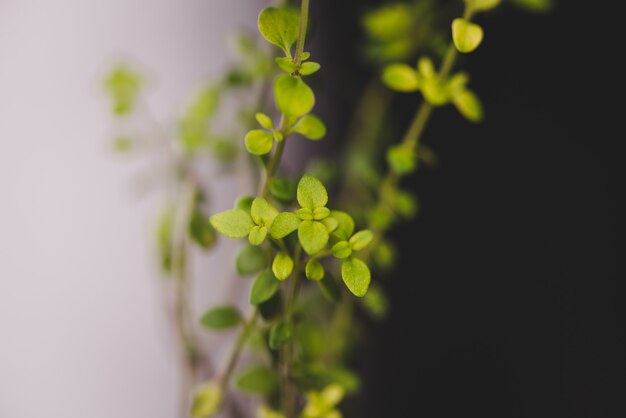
[210,197,277,246]
[301,384,345,418]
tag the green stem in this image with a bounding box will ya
[261,139,287,198]
[219,309,259,388]
[293,0,309,67]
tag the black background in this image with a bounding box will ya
[314,0,621,416]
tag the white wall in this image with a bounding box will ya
[0,1,261,417]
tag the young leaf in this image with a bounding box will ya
[305,259,325,281]
[298,220,330,255]
[190,382,222,418]
[245,129,274,155]
[248,225,268,246]
[200,305,241,329]
[272,252,294,281]
[236,244,267,276]
[292,114,326,140]
[299,61,321,75]
[341,257,371,297]
[251,198,278,227]
[250,270,281,305]
[394,190,419,218]
[349,230,374,251]
[330,211,355,241]
[235,196,254,213]
[274,75,315,117]
[269,321,293,349]
[210,209,253,238]
[270,212,300,239]
[453,89,484,122]
[321,216,338,233]
[235,365,279,395]
[275,56,297,73]
[313,207,331,220]
[387,145,417,175]
[452,18,484,53]
[417,57,436,78]
[189,211,216,249]
[257,7,299,55]
[382,63,420,92]
[331,241,352,259]
[465,0,501,12]
[255,112,274,130]
[297,174,328,210]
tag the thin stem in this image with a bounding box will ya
[262,139,287,198]
[293,0,309,67]
[219,309,260,387]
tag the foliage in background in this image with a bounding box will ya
[104,0,550,417]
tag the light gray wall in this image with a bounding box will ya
[0,1,262,417]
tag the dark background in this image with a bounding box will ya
[315,0,621,417]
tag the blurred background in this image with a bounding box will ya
[0,0,621,417]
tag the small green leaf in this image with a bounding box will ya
[255,112,274,129]
[394,190,419,218]
[452,18,484,53]
[421,78,451,106]
[257,7,299,55]
[272,252,294,281]
[235,365,279,395]
[189,211,216,249]
[297,174,328,210]
[250,270,281,305]
[269,178,296,203]
[292,114,326,140]
[270,212,300,239]
[382,63,419,92]
[331,241,352,259]
[236,244,267,276]
[210,209,253,238]
[235,196,254,213]
[251,198,278,227]
[301,52,311,60]
[200,305,241,329]
[274,75,315,117]
[453,89,483,122]
[298,220,329,255]
[386,145,417,175]
[248,225,268,246]
[269,321,293,349]
[321,216,338,233]
[245,129,274,155]
[349,230,374,251]
[313,207,330,220]
[330,211,355,241]
[373,240,396,269]
[299,61,321,75]
[361,285,390,320]
[190,382,222,418]
[341,257,371,297]
[465,0,501,12]
[104,65,142,116]
[417,57,436,78]
[296,207,314,220]
[275,56,297,73]
[305,259,325,281]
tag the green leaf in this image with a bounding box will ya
[394,190,419,218]
[305,259,325,281]
[341,257,371,297]
[104,65,142,116]
[292,114,326,140]
[421,78,451,106]
[313,207,330,220]
[235,196,254,213]
[299,61,321,75]
[274,75,315,117]
[321,216,338,233]
[269,321,293,349]
[465,0,501,12]
[270,212,300,239]
[373,240,396,269]
[275,56,297,73]
[296,207,313,220]
[318,274,341,302]
[331,241,352,259]
[255,112,274,130]
[250,270,281,305]
[269,178,296,204]
[248,225,268,246]
[200,305,241,329]
[297,174,328,210]
[330,211,355,241]
[453,89,484,122]
[298,220,329,255]
[190,382,222,418]
[387,145,417,175]
[236,244,267,276]
[452,18,484,53]
[156,207,174,273]
[272,252,294,281]
[363,3,413,42]
[251,198,278,227]
[189,211,216,249]
[382,63,420,92]
[210,209,253,238]
[235,365,279,395]
[361,285,390,320]
[245,129,274,155]
[349,230,374,251]
[257,7,299,55]
[417,57,436,79]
